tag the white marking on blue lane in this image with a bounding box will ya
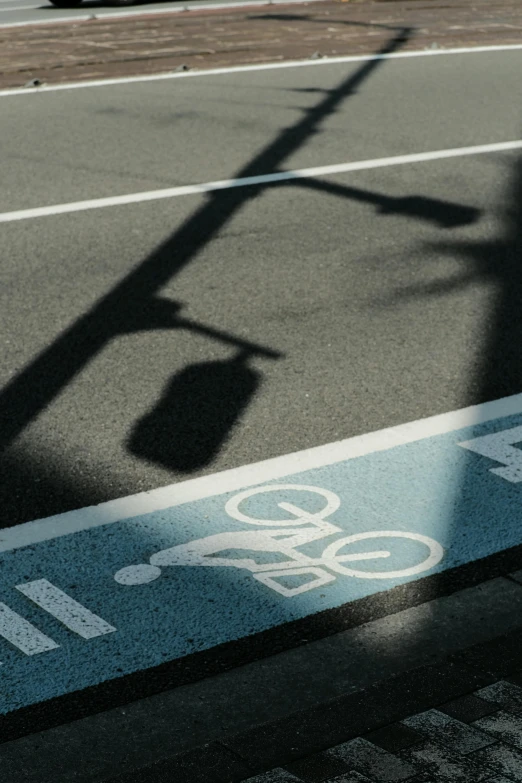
[0,604,59,658]
[460,425,522,483]
[16,580,116,639]
[2,394,522,715]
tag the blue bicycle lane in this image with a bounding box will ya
[2,393,522,732]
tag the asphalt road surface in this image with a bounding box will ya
[2,45,522,527]
[2,42,522,781]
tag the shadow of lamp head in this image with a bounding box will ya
[378,196,481,229]
[127,351,261,473]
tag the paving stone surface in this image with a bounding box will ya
[240,680,522,783]
[1,0,522,90]
[478,683,522,717]
[402,709,495,754]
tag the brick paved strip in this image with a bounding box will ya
[239,679,522,783]
[204,675,522,783]
[242,771,302,783]
[477,682,522,716]
[398,741,493,781]
[473,744,522,781]
[437,694,501,724]
[326,737,418,781]
[1,0,522,90]
[474,711,522,752]
[103,656,522,783]
[402,709,495,754]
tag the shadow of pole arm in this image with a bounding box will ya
[0,27,412,453]
[175,316,283,359]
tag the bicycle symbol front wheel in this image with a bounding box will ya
[322,531,443,579]
[225,484,341,526]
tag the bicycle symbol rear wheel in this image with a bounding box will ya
[322,531,443,579]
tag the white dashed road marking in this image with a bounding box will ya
[1,140,521,224]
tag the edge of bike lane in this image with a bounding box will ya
[4,394,522,781]
[6,569,522,782]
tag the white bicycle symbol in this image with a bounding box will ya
[114,484,443,597]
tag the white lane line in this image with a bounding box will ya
[1,393,522,554]
[1,140,521,223]
[16,580,116,638]
[2,42,522,96]
[0,603,59,656]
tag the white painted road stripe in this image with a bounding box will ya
[0,603,59,657]
[1,43,522,96]
[2,393,522,555]
[16,580,117,638]
[1,140,521,223]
